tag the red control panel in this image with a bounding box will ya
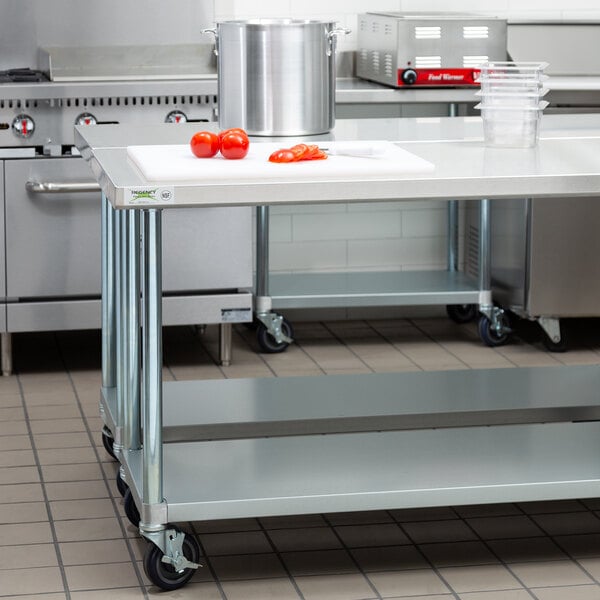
[398,68,481,87]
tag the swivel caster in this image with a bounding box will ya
[143,528,201,591]
[478,313,511,347]
[101,426,117,460]
[539,317,568,353]
[256,318,294,353]
[543,333,568,353]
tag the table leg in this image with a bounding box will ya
[479,198,491,304]
[447,103,459,273]
[140,208,167,531]
[101,194,116,389]
[255,205,270,311]
[447,201,459,272]
[112,209,124,456]
[255,205,293,349]
[137,208,200,583]
[124,211,141,452]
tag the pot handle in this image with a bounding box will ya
[201,28,219,56]
[327,27,351,56]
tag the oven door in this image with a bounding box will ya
[4,156,252,330]
[5,157,99,298]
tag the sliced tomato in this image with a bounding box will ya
[302,145,323,159]
[289,144,310,161]
[268,145,328,163]
[310,150,328,160]
[268,149,296,163]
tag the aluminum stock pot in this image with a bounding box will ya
[203,19,349,136]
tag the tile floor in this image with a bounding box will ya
[3,316,600,599]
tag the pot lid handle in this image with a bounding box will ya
[327,27,351,56]
[201,28,219,55]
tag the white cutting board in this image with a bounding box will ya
[126,141,435,183]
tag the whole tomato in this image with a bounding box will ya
[218,127,248,146]
[190,131,219,158]
[220,131,250,160]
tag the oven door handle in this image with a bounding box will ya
[26,180,101,194]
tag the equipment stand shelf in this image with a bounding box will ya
[76,116,600,591]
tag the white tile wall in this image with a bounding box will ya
[292,211,402,242]
[348,238,446,269]
[401,208,447,238]
[213,0,594,26]
[213,0,593,281]
[270,241,348,271]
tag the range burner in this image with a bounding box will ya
[0,68,49,83]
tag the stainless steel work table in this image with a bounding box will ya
[79,115,600,350]
[76,116,600,589]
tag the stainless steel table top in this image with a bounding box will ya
[75,113,600,210]
[3,75,600,103]
[335,78,480,104]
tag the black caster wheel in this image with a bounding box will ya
[256,318,294,353]
[478,314,510,347]
[542,324,568,353]
[116,471,129,497]
[143,529,201,591]
[123,488,140,527]
[446,304,477,324]
[101,426,117,460]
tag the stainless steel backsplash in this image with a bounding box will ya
[0,0,214,70]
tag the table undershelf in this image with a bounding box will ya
[102,365,600,443]
[122,421,600,522]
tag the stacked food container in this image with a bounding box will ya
[475,61,549,148]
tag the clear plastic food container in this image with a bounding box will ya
[482,115,541,148]
[478,73,549,83]
[475,102,547,148]
[478,61,549,78]
[476,88,549,107]
[479,78,548,95]
[475,101,549,116]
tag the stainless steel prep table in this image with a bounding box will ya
[76,116,600,590]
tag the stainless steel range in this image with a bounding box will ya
[0,46,251,375]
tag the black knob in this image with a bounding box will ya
[401,69,417,85]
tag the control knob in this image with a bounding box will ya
[76,113,97,126]
[165,110,188,124]
[401,69,418,85]
[12,114,35,138]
